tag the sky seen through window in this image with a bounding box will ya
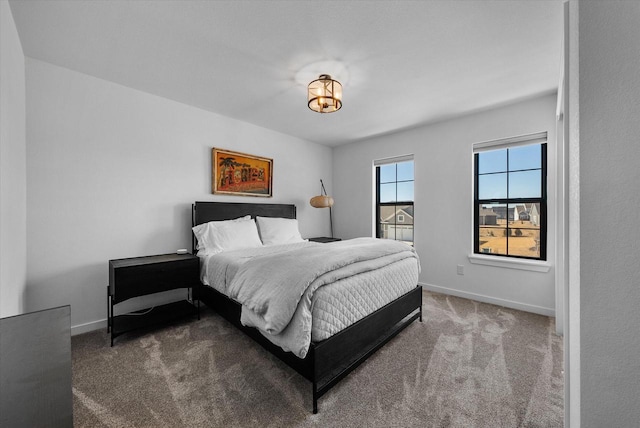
[478,144,542,202]
[379,161,414,202]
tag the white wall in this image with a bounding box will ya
[577,2,640,426]
[25,58,332,332]
[333,94,557,315]
[0,0,27,318]
[565,1,580,425]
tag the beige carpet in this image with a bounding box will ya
[72,290,563,427]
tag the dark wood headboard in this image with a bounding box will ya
[191,202,297,253]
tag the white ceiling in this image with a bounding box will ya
[9,0,564,147]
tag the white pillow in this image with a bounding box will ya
[256,216,305,246]
[192,216,262,255]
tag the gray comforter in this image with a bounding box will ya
[226,237,419,357]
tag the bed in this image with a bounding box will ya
[192,201,422,413]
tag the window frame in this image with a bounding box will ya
[473,141,548,261]
[375,158,414,244]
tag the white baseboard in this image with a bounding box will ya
[71,318,107,336]
[419,282,555,317]
[70,285,553,334]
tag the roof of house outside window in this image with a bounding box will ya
[379,205,414,225]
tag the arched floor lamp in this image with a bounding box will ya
[310,179,334,238]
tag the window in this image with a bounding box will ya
[473,133,547,260]
[375,156,414,245]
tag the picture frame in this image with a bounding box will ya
[212,148,273,197]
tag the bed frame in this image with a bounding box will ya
[192,201,422,413]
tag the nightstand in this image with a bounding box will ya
[308,237,342,243]
[107,253,200,346]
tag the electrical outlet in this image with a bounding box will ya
[456,264,464,275]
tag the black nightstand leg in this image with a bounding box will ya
[110,296,114,347]
[418,285,423,322]
[106,285,110,333]
[190,287,200,320]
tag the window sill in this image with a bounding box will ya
[467,254,551,272]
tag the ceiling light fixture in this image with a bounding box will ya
[308,74,342,113]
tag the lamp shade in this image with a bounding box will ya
[310,195,334,208]
[308,74,342,113]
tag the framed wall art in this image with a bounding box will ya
[212,148,273,197]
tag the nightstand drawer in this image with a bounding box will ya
[109,255,199,303]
